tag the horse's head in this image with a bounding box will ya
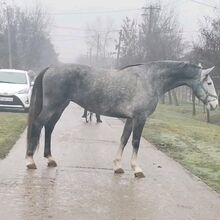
[192,67,218,110]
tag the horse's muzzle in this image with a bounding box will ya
[207,99,218,111]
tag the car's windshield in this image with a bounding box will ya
[0,71,27,84]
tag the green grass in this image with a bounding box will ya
[143,103,220,193]
[0,112,27,159]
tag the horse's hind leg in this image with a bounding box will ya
[131,115,146,178]
[26,117,42,169]
[26,109,53,169]
[89,112,93,121]
[82,109,87,118]
[44,103,68,167]
[85,110,88,123]
[26,104,66,169]
[113,118,132,174]
[96,114,102,123]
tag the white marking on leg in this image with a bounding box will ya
[26,156,37,169]
[131,150,143,174]
[113,143,124,172]
[26,156,35,165]
[47,156,55,162]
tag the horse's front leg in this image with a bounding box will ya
[113,118,132,173]
[131,115,147,178]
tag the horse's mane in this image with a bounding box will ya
[151,60,201,69]
[119,63,144,70]
[119,61,201,72]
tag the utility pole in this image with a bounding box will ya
[116,29,122,68]
[142,5,161,33]
[6,6,12,68]
[89,47,92,66]
[96,34,100,66]
[142,5,162,100]
[141,5,160,61]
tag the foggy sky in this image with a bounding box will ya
[10,0,220,63]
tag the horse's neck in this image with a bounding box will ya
[153,67,195,96]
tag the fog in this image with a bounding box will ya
[9,0,220,63]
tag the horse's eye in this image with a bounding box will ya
[208,82,212,85]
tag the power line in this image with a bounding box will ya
[49,1,219,16]
[51,25,200,37]
[50,34,86,37]
[187,0,219,9]
[163,0,182,7]
[52,38,87,41]
[52,25,87,31]
[52,25,120,33]
[116,30,122,68]
[141,6,161,34]
[50,33,116,41]
[50,8,141,16]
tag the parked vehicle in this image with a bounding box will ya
[0,69,34,112]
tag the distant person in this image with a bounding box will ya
[82,109,102,123]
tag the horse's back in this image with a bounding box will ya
[41,63,151,117]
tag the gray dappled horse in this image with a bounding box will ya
[26,61,218,178]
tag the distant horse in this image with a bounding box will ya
[26,61,218,178]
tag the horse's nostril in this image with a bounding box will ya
[210,104,216,111]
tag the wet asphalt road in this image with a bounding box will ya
[0,103,220,220]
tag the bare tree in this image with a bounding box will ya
[139,4,184,62]
[118,2,184,65]
[119,17,139,66]
[85,17,115,68]
[194,17,220,66]
[0,3,58,70]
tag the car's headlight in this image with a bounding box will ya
[17,88,29,94]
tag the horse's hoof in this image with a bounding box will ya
[27,163,37,169]
[97,120,102,123]
[48,160,57,167]
[114,168,125,174]
[134,172,145,178]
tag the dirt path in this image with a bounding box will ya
[0,103,220,220]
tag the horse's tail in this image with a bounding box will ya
[26,67,50,156]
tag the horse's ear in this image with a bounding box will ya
[198,63,203,68]
[201,66,215,80]
[202,66,215,76]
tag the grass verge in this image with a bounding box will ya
[142,103,220,193]
[0,112,27,159]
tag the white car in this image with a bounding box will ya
[0,69,33,112]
